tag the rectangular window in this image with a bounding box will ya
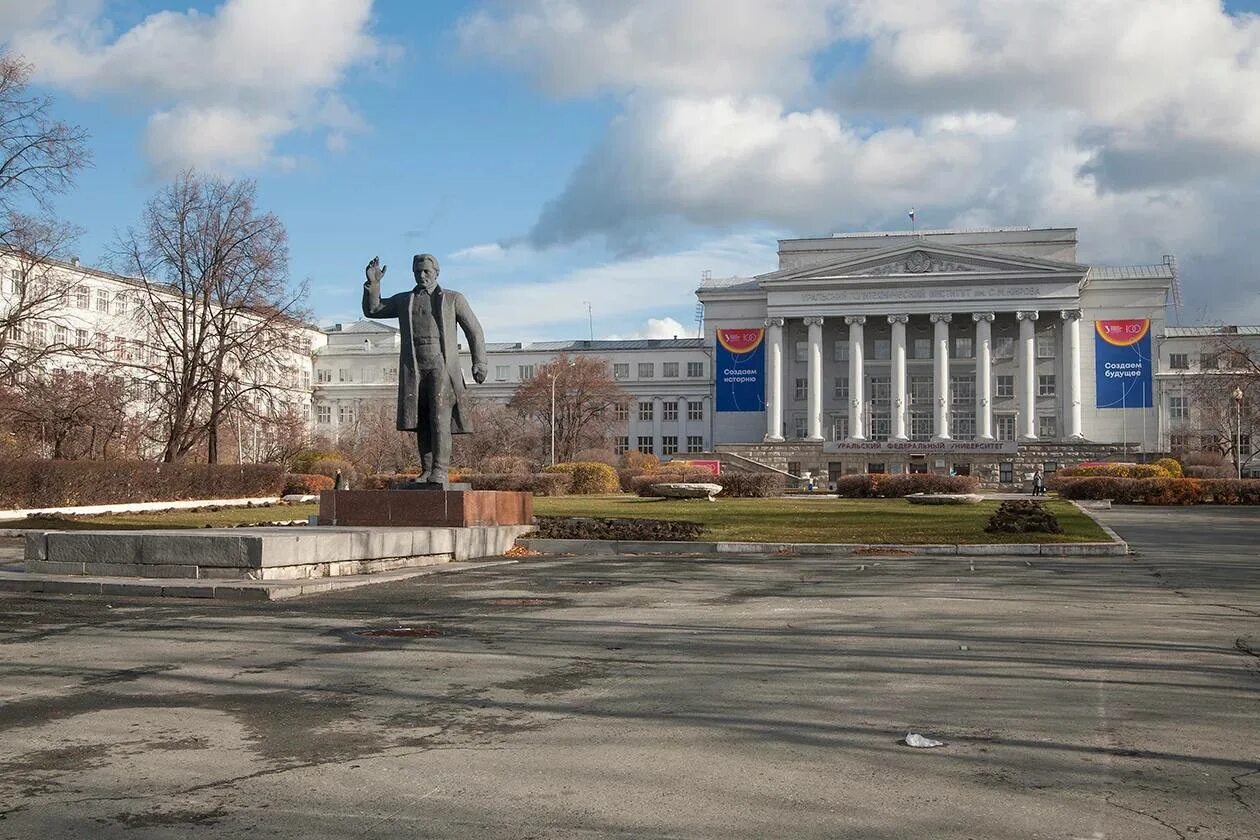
[1169,395,1187,419]
[912,338,931,359]
[1038,415,1058,438]
[75,328,88,346]
[686,435,704,453]
[994,336,1015,359]
[954,336,974,359]
[53,324,69,345]
[794,377,808,401]
[663,401,678,421]
[638,401,654,422]
[951,375,975,405]
[952,413,976,440]
[30,321,46,345]
[1000,462,1014,483]
[830,414,848,441]
[1200,353,1218,370]
[687,361,704,378]
[910,413,933,441]
[995,414,1016,441]
[995,375,1015,398]
[317,369,331,383]
[869,376,890,406]
[637,435,654,454]
[115,294,128,316]
[1038,374,1056,397]
[338,405,355,424]
[638,362,654,378]
[833,340,849,363]
[871,338,891,361]
[909,375,932,405]
[614,436,629,455]
[495,365,510,381]
[663,362,679,378]
[1036,330,1057,358]
[519,364,535,380]
[867,463,885,475]
[316,405,331,424]
[75,286,89,308]
[1169,353,1189,370]
[794,341,808,363]
[338,368,351,383]
[614,402,629,421]
[793,415,808,439]
[869,414,890,441]
[384,367,397,382]
[95,290,109,312]
[833,377,849,401]
[687,401,704,421]
[1170,433,1190,449]
[613,362,630,380]
[662,435,678,455]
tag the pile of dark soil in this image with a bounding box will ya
[534,516,704,541]
[984,500,1063,534]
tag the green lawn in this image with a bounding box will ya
[8,503,320,531]
[533,495,1110,544]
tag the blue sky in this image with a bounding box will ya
[6,0,1260,339]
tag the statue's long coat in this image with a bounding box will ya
[362,280,486,433]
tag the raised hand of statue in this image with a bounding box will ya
[365,256,387,285]
[472,363,488,384]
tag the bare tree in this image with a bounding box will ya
[1177,331,1260,474]
[0,52,91,383]
[112,171,309,463]
[451,401,543,469]
[0,369,131,459]
[508,354,627,464]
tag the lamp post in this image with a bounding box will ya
[1233,386,1244,480]
[549,359,577,466]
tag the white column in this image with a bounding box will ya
[1061,309,1083,439]
[846,315,866,440]
[678,394,690,448]
[931,313,952,440]
[973,312,995,439]
[804,316,824,441]
[888,314,909,440]
[764,317,785,442]
[702,395,712,449]
[1018,310,1039,439]
[652,396,664,455]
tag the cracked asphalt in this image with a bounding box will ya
[1,506,1257,839]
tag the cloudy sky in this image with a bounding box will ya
[4,0,1260,340]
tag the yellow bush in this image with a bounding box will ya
[1155,457,1184,477]
[620,451,660,473]
[544,461,620,494]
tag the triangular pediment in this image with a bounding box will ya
[757,242,1089,285]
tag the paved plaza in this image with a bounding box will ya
[1,507,1258,839]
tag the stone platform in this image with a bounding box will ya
[22,524,534,582]
[318,489,532,527]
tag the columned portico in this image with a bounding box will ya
[972,312,995,439]
[888,314,909,439]
[764,317,785,441]
[845,315,866,440]
[1017,310,1039,439]
[931,313,951,439]
[1061,309,1083,439]
[804,316,825,440]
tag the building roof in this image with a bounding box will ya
[327,319,399,333]
[1164,325,1260,337]
[484,338,704,353]
[1085,264,1175,280]
[697,275,760,291]
[825,226,1034,239]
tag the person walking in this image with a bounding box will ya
[1032,469,1045,496]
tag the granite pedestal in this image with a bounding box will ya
[318,489,532,527]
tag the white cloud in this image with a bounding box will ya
[450,242,509,262]
[606,316,691,341]
[10,0,382,175]
[460,0,1260,322]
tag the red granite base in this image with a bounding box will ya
[318,490,533,527]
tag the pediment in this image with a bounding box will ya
[758,242,1089,285]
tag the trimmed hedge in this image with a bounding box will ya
[1053,476,1260,504]
[534,516,704,541]
[544,461,621,494]
[467,472,572,496]
[833,473,980,498]
[1057,463,1172,479]
[283,473,334,495]
[713,473,785,498]
[0,461,286,509]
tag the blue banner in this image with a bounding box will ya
[716,328,765,412]
[1094,319,1153,409]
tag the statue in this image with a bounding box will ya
[362,253,487,488]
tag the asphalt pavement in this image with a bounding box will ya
[1,506,1258,839]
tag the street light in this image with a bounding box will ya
[549,359,577,466]
[1233,386,1244,480]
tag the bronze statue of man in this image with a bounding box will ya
[362,253,487,488]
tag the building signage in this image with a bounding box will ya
[1094,319,1153,409]
[715,328,766,412]
[825,440,1019,455]
[797,283,1068,305]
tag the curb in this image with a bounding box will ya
[518,537,1128,558]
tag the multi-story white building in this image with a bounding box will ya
[312,321,712,456]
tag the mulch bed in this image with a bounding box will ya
[533,516,704,541]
